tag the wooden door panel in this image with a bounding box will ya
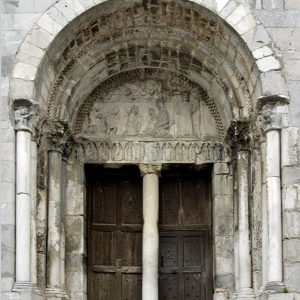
[159,274,179,300]
[159,175,212,300]
[88,174,143,300]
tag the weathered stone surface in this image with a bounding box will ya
[214,195,234,215]
[285,262,300,292]
[1,55,14,77]
[289,81,300,127]
[214,163,230,175]
[262,0,283,9]
[213,174,233,195]
[66,216,85,253]
[1,225,15,252]
[281,166,300,188]
[66,271,87,292]
[281,127,299,167]
[214,215,234,236]
[283,211,300,238]
[285,0,300,10]
[65,253,86,273]
[282,185,300,210]
[219,0,238,18]
[283,239,300,261]
[260,71,288,96]
[215,274,235,290]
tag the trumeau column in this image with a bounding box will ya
[259,102,286,291]
[45,120,73,299]
[12,99,41,296]
[139,164,162,300]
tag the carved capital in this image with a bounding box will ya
[48,119,74,158]
[13,98,40,133]
[225,120,251,156]
[260,104,283,133]
[139,164,162,177]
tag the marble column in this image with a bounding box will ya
[266,130,282,283]
[236,150,253,295]
[45,120,72,299]
[12,99,38,292]
[139,164,161,300]
[260,104,284,290]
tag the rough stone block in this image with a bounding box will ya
[283,211,300,238]
[263,0,283,9]
[1,292,18,300]
[215,274,235,290]
[34,0,57,12]
[1,183,15,204]
[235,13,257,35]
[283,186,300,211]
[257,56,281,72]
[36,13,62,36]
[1,251,15,278]
[215,257,234,276]
[242,24,272,52]
[283,238,300,261]
[10,78,36,99]
[252,46,273,60]
[213,174,233,195]
[1,142,15,161]
[66,197,85,216]
[69,292,87,300]
[213,195,234,216]
[1,203,15,225]
[66,216,85,253]
[66,271,87,292]
[285,262,300,292]
[1,30,26,56]
[285,0,300,10]
[66,253,86,273]
[0,128,14,144]
[285,59,300,81]
[214,215,234,236]
[260,71,288,97]
[14,13,41,31]
[1,224,15,251]
[267,294,294,300]
[1,55,14,77]
[219,0,238,18]
[215,236,234,258]
[1,14,14,31]
[253,271,262,292]
[26,26,53,50]
[281,166,300,188]
[211,0,231,12]
[281,127,299,167]
[213,163,230,175]
[1,277,14,292]
[254,10,284,27]
[289,81,300,127]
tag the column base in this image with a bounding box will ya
[234,288,254,300]
[264,281,284,293]
[12,282,42,299]
[45,288,69,300]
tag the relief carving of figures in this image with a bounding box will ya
[152,98,173,137]
[213,143,224,161]
[163,143,173,161]
[98,142,110,161]
[105,107,120,135]
[188,143,196,161]
[85,142,98,161]
[124,105,141,135]
[14,99,39,132]
[111,143,123,161]
[175,92,197,137]
[125,143,134,161]
[83,102,106,135]
[143,108,157,134]
[175,143,186,161]
[151,143,160,161]
[138,143,146,161]
[202,143,210,161]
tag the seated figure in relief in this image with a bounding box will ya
[83,102,106,135]
[152,98,173,137]
[175,92,197,137]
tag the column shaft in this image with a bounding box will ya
[30,140,38,286]
[142,172,159,300]
[237,151,251,289]
[47,151,63,288]
[16,130,32,282]
[266,130,282,283]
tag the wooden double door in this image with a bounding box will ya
[87,167,212,300]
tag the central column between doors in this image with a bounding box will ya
[140,164,162,300]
